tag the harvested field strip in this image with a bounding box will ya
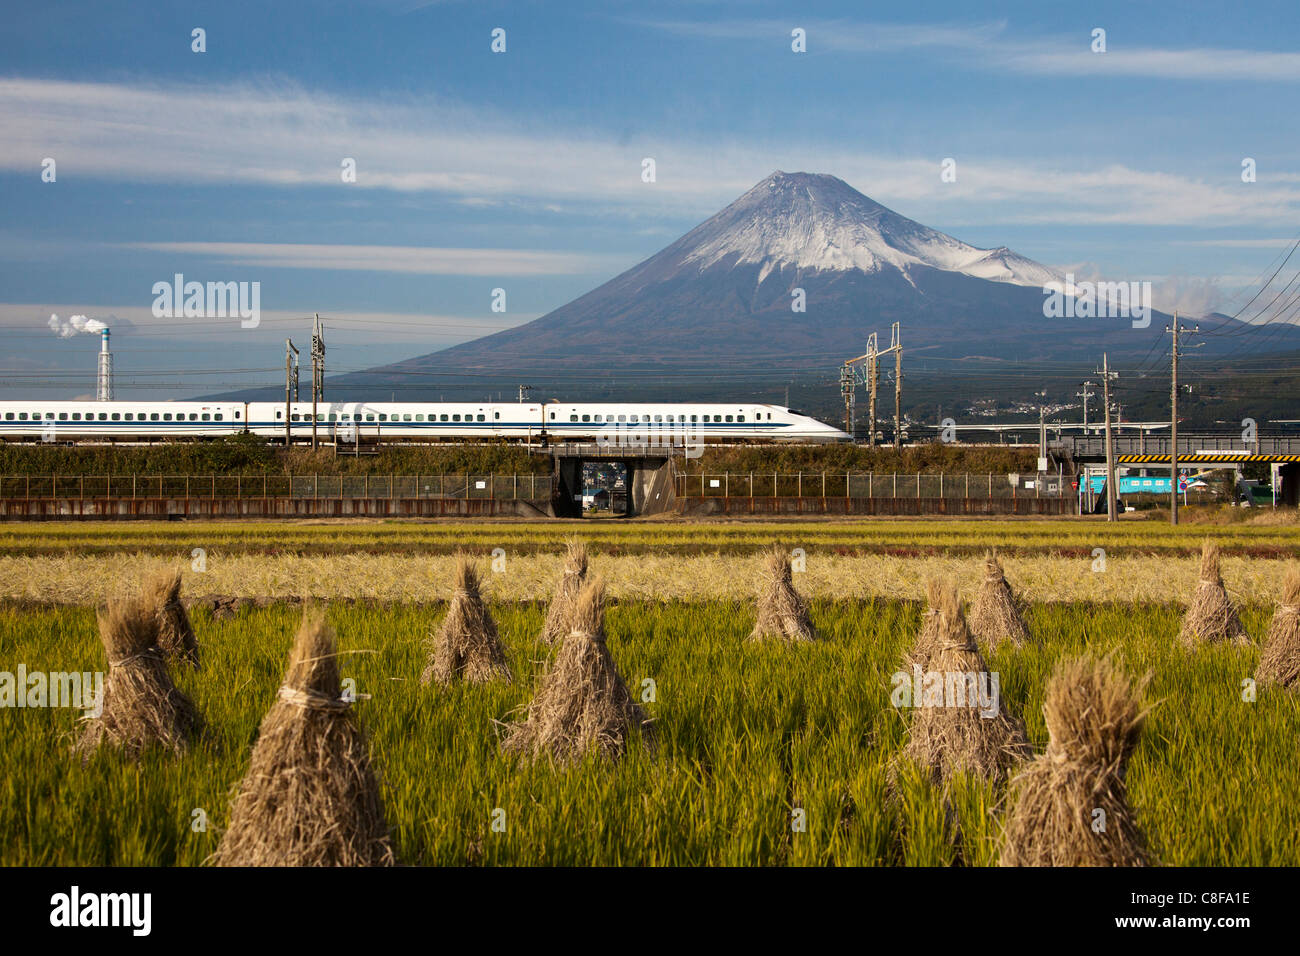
[2,518,1300,559]
[2,552,1297,605]
[1,599,1295,866]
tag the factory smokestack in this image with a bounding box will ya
[97,327,113,401]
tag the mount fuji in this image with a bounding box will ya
[317,171,1271,397]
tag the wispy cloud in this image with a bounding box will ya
[2,76,1298,230]
[127,242,629,276]
[638,18,1300,81]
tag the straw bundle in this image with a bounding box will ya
[211,609,394,867]
[1178,540,1248,646]
[968,551,1030,649]
[539,536,588,646]
[906,578,945,672]
[143,568,199,668]
[501,577,650,764]
[421,554,511,685]
[747,545,817,643]
[901,580,1030,784]
[1258,566,1300,689]
[73,592,199,758]
[999,656,1150,866]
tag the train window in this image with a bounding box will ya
[146,413,156,421]
[375,414,385,422]
[581,414,590,422]
[98,413,106,421]
[17,412,26,420]
[276,411,282,420]
[3,413,10,420]
[630,415,639,423]
[452,414,461,422]
[59,413,68,421]
[328,414,337,422]
[415,414,424,422]
[569,415,578,422]
[215,413,223,421]
[651,414,660,423]
[111,413,120,421]
[403,414,412,422]
[549,412,555,420]
[162,413,172,421]
[72,413,81,420]
[738,415,745,422]
[725,415,733,422]
[494,412,500,420]
[594,415,603,423]
[235,411,241,419]
[690,415,697,422]
[124,413,133,421]
[202,414,211,422]
[291,414,299,422]
[476,414,485,422]
[440,414,448,422]
[618,415,626,422]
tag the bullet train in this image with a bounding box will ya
[0,400,850,443]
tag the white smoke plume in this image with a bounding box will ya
[48,313,108,338]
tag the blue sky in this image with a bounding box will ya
[2,0,1299,397]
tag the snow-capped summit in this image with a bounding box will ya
[669,171,1060,288]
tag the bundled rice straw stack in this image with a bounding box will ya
[901,580,1030,784]
[501,577,650,764]
[968,551,1030,649]
[212,609,394,867]
[74,590,199,758]
[1178,540,1248,647]
[540,536,588,646]
[747,545,817,642]
[906,578,945,672]
[1000,656,1150,867]
[144,568,199,668]
[1258,566,1300,689]
[420,554,511,685]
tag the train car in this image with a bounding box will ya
[0,400,246,439]
[0,399,850,444]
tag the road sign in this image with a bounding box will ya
[1178,475,1189,493]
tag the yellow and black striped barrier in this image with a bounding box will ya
[1117,453,1300,463]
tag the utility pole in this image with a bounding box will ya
[892,322,903,450]
[1100,355,1118,521]
[1166,310,1199,525]
[518,384,532,403]
[284,339,299,447]
[866,333,878,447]
[311,313,325,451]
[1077,380,1096,432]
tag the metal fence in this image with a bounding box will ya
[678,472,1066,499]
[0,474,555,501]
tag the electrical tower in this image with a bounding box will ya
[842,322,901,446]
[311,313,325,450]
[284,339,299,447]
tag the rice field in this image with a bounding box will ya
[1,518,1297,866]
[1,596,1297,866]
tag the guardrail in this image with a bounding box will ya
[676,472,1065,499]
[0,474,555,501]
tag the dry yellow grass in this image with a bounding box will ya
[0,552,1289,606]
